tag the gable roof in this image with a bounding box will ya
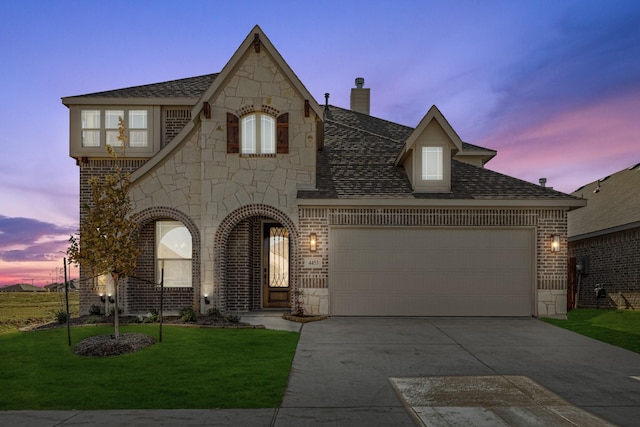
[298,106,584,207]
[395,105,463,165]
[194,25,324,121]
[569,163,640,239]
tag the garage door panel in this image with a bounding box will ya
[330,228,534,316]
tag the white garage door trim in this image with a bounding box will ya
[329,227,535,317]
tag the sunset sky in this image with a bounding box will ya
[1,0,639,286]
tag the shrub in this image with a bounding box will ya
[54,310,68,324]
[89,305,102,315]
[108,307,123,317]
[225,313,242,324]
[145,309,160,323]
[179,307,198,323]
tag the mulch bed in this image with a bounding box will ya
[74,333,156,357]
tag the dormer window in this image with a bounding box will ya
[422,147,443,180]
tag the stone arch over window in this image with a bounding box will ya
[214,204,299,312]
[133,207,201,310]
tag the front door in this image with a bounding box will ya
[262,224,290,308]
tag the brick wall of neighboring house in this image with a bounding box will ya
[569,227,640,309]
[162,108,191,148]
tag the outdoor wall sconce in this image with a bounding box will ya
[309,233,317,252]
[204,295,210,305]
[551,235,560,252]
[108,294,115,304]
[100,294,105,303]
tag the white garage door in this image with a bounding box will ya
[329,227,534,316]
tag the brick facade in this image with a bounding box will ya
[569,227,640,309]
[162,108,191,148]
[297,206,569,316]
[77,159,147,315]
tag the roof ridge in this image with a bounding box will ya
[325,118,405,144]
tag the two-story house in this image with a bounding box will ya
[63,26,584,318]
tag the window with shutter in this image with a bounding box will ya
[228,111,287,155]
[227,113,239,153]
[277,113,289,154]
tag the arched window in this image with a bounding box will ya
[156,221,192,287]
[227,112,288,154]
[241,113,275,154]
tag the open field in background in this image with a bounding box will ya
[0,325,299,410]
[0,291,79,334]
[542,308,640,354]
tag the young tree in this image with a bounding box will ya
[67,118,140,338]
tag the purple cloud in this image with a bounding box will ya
[0,215,76,262]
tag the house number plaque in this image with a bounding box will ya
[304,257,322,268]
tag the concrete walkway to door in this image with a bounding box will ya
[275,317,640,426]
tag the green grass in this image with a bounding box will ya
[542,309,640,354]
[0,325,299,409]
[0,292,79,334]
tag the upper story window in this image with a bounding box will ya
[422,147,443,180]
[227,112,288,155]
[241,113,275,154]
[81,109,148,148]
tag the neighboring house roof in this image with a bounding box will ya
[298,106,582,204]
[569,163,640,239]
[0,284,45,292]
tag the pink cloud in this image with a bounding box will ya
[480,89,640,193]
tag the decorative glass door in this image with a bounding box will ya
[263,224,290,308]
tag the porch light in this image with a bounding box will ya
[108,294,115,304]
[309,233,317,252]
[100,293,105,303]
[551,235,560,252]
[204,295,210,305]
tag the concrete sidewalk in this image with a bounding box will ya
[3,316,640,426]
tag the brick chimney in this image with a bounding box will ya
[350,77,370,115]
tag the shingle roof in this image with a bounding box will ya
[68,73,219,99]
[569,163,640,237]
[298,106,579,201]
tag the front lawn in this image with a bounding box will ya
[542,309,640,354]
[0,325,298,410]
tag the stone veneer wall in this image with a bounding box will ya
[569,227,640,309]
[298,207,569,317]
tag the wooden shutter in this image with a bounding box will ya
[276,113,289,154]
[227,113,239,153]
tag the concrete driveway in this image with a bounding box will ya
[4,316,640,426]
[276,317,640,426]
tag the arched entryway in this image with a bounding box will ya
[214,204,299,313]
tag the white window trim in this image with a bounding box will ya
[422,146,443,181]
[241,113,276,155]
[156,221,193,288]
[80,108,150,149]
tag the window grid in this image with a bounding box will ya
[422,147,443,180]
